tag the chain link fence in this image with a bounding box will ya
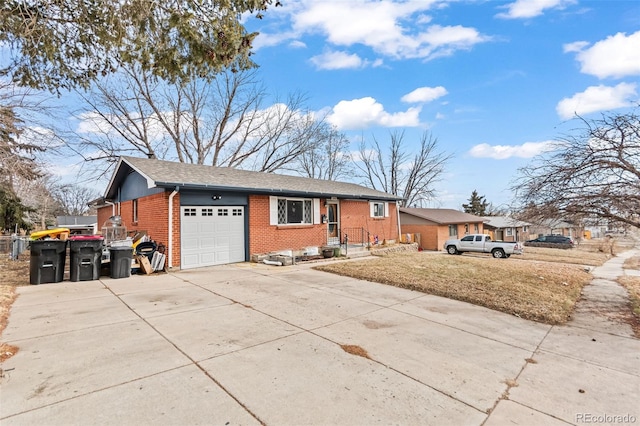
[0,235,30,259]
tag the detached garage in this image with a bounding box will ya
[96,156,401,270]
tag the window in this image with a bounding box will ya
[232,209,242,216]
[506,228,513,236]
[461,235,474,242]
[464,223,469,234]
[474,224,479,233]
[217,208,229,216]
[370,202,387,218]
[448,225,457,237]
[184,208,196,216]
[132,199,138,222]
[277,198,312,224]
[522,226,528,232]
[475,235,483,242]
[202,208,213,216]
[373,202,384,217]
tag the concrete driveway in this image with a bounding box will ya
[1,258,639,425]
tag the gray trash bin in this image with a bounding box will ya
[29,240,67,284]
[69,236,104,282]
[109,246,133,279]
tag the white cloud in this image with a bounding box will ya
[289,40,307,49]
[436,112,446,119]
[569,31,640,79]
[257,1,489,62]
[496,0,576,19]
[556,83,638,120]
[309,50,368,70]
[562,41,589,53]
[401,86,447,103]
[469,141,557,159]
[327,97,422,130]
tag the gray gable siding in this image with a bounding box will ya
[119,171,164,202]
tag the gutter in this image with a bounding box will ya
[153,182,400,202]
[168,187,179,269]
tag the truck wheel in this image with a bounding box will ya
[447,245,458,255]
[492,249,505,258]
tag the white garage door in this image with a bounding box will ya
[180,206,245,269]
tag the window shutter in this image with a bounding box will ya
[313,199,320,224]
[369,202,375,217]
[269,196,278,225]
[384,202,389,217]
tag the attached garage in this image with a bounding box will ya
[180,206,246,269]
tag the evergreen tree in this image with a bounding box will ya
[462,190,488,216]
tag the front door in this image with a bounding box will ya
[327,202,339,245]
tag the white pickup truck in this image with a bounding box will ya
[443,234,524,258]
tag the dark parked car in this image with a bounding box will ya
[525,235,574,247]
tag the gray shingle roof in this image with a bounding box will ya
[482,216,532,229]
[108,156,399,201]
[400,207,483,224]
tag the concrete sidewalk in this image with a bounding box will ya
[1,255,639,425]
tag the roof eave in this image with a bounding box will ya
[154,181,400,201]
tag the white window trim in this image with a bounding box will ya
[370,201,389,218]
[269,196,318,225]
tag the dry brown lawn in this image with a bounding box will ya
[517,246,611,266]
[0,254,29,362]
[620,255,640,336]
[316,251,593,325]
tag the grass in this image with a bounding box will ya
[620,255,640,337]
[316,251,594,324]
[0,254,28,362]
[517,245,611,266]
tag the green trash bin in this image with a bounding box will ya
[109,246,133,279]
[69,236,104,282]
[29,239,67,285]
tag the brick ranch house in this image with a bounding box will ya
[96,156,401,270]
[399,208,485,251]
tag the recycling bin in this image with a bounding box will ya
[109,246,133,279]
[29,239,67,285]
[69,236,104,282]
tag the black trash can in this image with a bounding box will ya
[69,236,104,282]
[29,239,67,285]
[109,246,133,279]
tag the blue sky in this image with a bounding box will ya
[7,0,640,211]
[237,0,640,209]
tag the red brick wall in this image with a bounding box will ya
[339,200,398,244]
[249,195,327,254]
[400,224,437,250]
[97,191,181,268]
[248,196,400,255]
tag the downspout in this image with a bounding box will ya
[168,187,179,269]
[105,200,116,216]
[396,200,402,243]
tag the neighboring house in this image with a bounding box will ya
[56,215,98,235]
[482,216,533,242]
[95,156,400,270]
[399,208,484,251]
[528,219,582,240]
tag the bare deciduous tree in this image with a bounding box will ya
[52,184,99,216]
[355,130,451,206]
[513,109,640,229]
[13,174,62,230]
[296,125,351,181]
[73,67,326,175]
